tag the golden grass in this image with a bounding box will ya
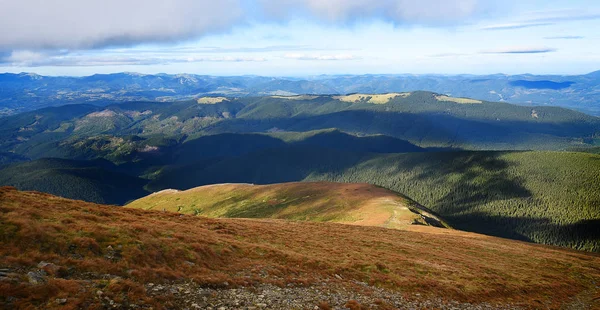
[1,187,599,309]
[127,182,429,229]
[196,97,229,104]
[333,93,410,104]
[435,95,483,104]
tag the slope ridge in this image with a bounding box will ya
[127,182,449,229]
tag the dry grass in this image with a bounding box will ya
[435,95,483,104]
[196,97,229,104]
[127,182,430,229]
[1,186,599,309]
[333,93,410,104]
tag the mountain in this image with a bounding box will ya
[1,186,598,309]
[127,182,448,229]
[0,93,598,252]
[1,92,598,155]
[151,149,600,252]
[2,71,600,116]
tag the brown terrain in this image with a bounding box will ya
[0,186,599,309]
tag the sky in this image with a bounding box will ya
[0,0,599,76]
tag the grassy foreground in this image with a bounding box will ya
[0,187,599,308]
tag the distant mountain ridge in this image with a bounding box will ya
[2,70,600,116]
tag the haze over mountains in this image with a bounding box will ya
[2,71,600,117]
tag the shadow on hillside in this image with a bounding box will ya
[203,109,598,149]
[427,152,532,215]
[444,213,600,252]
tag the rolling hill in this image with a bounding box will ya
[0,92,598,254]
[127,182,449,229]
[1,187,599,309]
[1,92,598,155]
[151,149,600,252]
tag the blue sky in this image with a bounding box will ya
[1,0,599,76]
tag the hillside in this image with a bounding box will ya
[127,182,449,229]
[1,187,599,309]
[152,149,600,252]
[1,92,598,155]
[0,158,149,205]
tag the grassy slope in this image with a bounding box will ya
[127,182,448,229]
[152,149,600,252]
[1,187,599,309]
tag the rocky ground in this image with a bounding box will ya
[1,263,521,309]
[144,281,519,310]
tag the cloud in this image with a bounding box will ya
[0,50,267,67]
[0,0,243,50]
[480,47,557,54]
[284,53,357,60]
[529,12,600,23]
[481,22,553,30]
[0,0,503,51]
[481,10,600,31]
[259,0,495,25]
[544,35,584,40]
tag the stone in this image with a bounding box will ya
[55,298,67,305]
[26,270,47,284]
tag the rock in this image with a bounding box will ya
[55,298,67,305]
[184,261,195,266]
[26,270,47,284]
[96,290,103,296]
[256,303,268,308]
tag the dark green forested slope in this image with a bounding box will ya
[151,149,600,252]
[0,158,148,205]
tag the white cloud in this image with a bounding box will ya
[480,47,557,54]
[0,0,504,51]
[0,0,243,50]
[1,50,268,67]
[481,22,553,30]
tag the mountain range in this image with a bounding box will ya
[2,71,600,116]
